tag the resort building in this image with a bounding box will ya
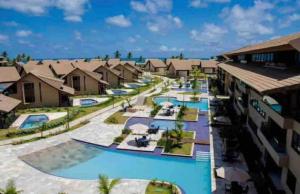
[0,94,21,128]
[110,62,139,82]
[62,68,108,95]
[6,71,74,108]
[218,32,300,194]
[20,60,56,77]
[106,58,121,67]
[167,59,200,78]
[145,59,167,74]
[0,66,20,94]
[200,60,218,74]
[94,65,124,88]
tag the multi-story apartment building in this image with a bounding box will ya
[218,32,300,194]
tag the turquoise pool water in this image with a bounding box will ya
[150,119,187,130]
[20,114,49,129]
[22,141,211,194]
[127,83,141,89]
[111,89,128,95]
[153,97,209,111]
[80,99,98,106]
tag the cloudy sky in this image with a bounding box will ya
[0,0,299,59]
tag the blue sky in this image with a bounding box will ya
[0,0,299,59]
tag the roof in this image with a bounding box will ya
[0,67,20,83]
[75,61,106,72]
[218,62,300,94]
[200,60,218,68]
[225,32,300,56]
[62,68,109,85]
[169,60,200,71]
[147,59,167,68]
[30,71,74,95]
[166,58,180,66]
[50,60,75,76]
[23,60,55,77]
[122,61,142,73]
[107,59,121,67]
[0,94,21,113]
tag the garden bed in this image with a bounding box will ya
[104,111,129,124]
[146,180,181,194]
[113,129,131,144]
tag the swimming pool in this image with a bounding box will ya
[21,141,211,194]
[111,89,128,95]
[153,97,209,111]
[150,119,187,130]
[20,114,49,129]
[80,99,98,106]
[126,83,141,89]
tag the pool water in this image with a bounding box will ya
[127,83,141,89]
[150,119,187,130]
[153,97,209,111]
[21,141,211,194]
[20,114,49,129]
[111,89,128,95]
[80,99,98,106]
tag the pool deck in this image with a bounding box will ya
[10,112,67,128]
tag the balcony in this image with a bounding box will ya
[257,123,288,167]
[227,83,235,96]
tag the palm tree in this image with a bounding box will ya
[98,175,120,194]
[127,52,132,59]
[179,52,184,59]
[104,55,110,61]
[0,179,22,194]
[114,50,121,59]
[2,51,7,58]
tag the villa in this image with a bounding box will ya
[6,71,74,108]
[0,94,21,128]
[167,59,201,78]
[200,60,218,74]
[0,66,20,93]
[110,61,140,82]
[94,64,124,88]
[144,59,167,74]
[218,32,300,194]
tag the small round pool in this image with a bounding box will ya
[20,114,49,130]
[111,89,128,95]
[80,99,98,106]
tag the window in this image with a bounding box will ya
[23,83,35,103]
[72,76,80,91]
[286,170,296,194]
[292,131,300,154]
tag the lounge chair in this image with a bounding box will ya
[148,126,159,134]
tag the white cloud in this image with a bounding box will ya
[16,30,32,37]
[131,0,172,14]
[190,0,230,8]
[3,21,19,27]
[105,15,132,27]
[190,23,227,45]
[0,0,89,22]
[279,13,300,28]
[18,39,35,47]
[159,45,184,52]
[147,15,182,34]
[74,31,82,41]
[221,1,274,39]
[128,34,141,43]
[0,34,8,43]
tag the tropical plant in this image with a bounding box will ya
[179,52,184,59]
[114,50,121,59]
[104,55,110,61]
[211,86,219,97]
[0,179,22,194]
[98,175,120,194]
[178,82,182,88]
[127,52,132,59]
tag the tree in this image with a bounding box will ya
[114,50,121,59]
[26,56,31,62]
[179,52,184,59]
[127,52,132,59]
[104,55,110,61]
[0,179,22,194]
[98,175,120,194]
[2,51,7,58]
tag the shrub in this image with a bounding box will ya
[106,117,118,124]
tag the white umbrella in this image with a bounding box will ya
[129,123,148,134]
[160,101,173,108]
[216,167,250,183]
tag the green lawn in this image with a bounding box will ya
[183,108,198,121]
[146,184,173,194]
[104,111,129,124]
[158,131,194,156]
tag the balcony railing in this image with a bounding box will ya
[261,123,286,153]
